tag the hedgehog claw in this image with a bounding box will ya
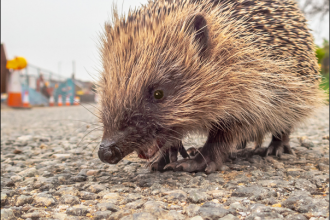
[163,161,179,170]
[165,158,205,172]
[150,155,169,171]
[149,141,191,172]
[265,140,295,157]
[164,158,217,174]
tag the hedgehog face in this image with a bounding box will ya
[98,12,211,164]
[98,79,184,164]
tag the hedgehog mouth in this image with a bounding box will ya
[137,139,164,159]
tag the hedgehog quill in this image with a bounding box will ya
[96,0,323,173]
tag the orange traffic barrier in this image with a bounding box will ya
[74,96,80,105]
[7,70,23,108]
[22,91,30,108]
[49,96,54,106]
[58,95,63,106]
[65,96,71,106]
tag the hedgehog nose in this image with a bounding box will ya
[99,140,116,150]
[98,140,123,164]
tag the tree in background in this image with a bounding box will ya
[296,0,329,97]
[316,39,329,75]
[297,0,329,95]
[316,40,329,97]
[299,0,329,20]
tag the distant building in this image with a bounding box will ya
[73,79,95,103]
[74,79,94,95]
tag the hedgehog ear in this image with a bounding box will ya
[185,14,209,55]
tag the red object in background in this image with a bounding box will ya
[47,87,54,97]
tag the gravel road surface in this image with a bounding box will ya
[1,105,329,220]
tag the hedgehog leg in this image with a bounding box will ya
[227,140,248,160]
[178,141,190,159]
[254,134,264,149]
[150,141,189,171]
[251,134,266,156]
[265,132,295,157]
[150,150,170,171]
[164,129,229,174]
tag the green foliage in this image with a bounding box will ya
[320,74,329,102]
[316,39,329,75]
[316,40,329,101]
[316,46,326,62]
[320,74,329,91]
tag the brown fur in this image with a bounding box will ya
[96,0,323,171]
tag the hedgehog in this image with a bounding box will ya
[96,0,323,173]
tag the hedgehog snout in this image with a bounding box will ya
[98,140,123,164]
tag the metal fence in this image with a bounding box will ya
[14,64,96,105]
[20,64,67,89]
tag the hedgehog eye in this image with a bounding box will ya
[153,90,164,99]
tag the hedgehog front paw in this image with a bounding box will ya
[150,154,170,171]
[149,142,190,171]
[164,157,218,174]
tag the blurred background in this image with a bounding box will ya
[1,0,329,107]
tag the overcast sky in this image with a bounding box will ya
[1,0,329,81]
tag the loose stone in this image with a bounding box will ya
[125,199,146,209]
[66,206,89,216]
[16,195,33,206]
[59,195,80,205]
[34,193,57,207]
[93,211,112,220]
[1,209,15,220]
[188,191,209,203]
[18,167,37,177]
[96,202,119,212]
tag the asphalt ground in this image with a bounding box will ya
[1,105,329,220]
